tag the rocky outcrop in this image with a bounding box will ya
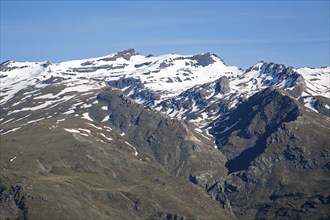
[311,96,330,117]
[190,52,216,67]
[0,185,28,219]
[98,48,138,62]
[95,88,228,185]
[214,76,230,94]
[208,87,330,219]
[210,87,302,172]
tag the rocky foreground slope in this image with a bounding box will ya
[0,49,329,219]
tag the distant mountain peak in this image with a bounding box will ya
[116,48,137,55]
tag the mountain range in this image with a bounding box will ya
[0,49,329,219]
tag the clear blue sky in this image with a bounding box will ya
[1,1,329,69]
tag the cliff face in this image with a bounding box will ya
[209,87,330,219]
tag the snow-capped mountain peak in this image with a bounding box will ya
[1,49,329,129]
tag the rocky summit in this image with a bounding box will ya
[0,49,329,220]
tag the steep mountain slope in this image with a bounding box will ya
[0,87,232,220]
[208,87,330,219]
[150,62,329,127]
[94,89,228,181]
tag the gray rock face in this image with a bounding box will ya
[98,48,138,62]
[95,89,228,184]
[116,48,137,60]
[0,185,27,219]
[107,77,160,106]
[207,87,330,219]
[310,96,330,117]
[190,53,216,67]
[214,76,230,94]
[210,87,301,170]
[108,77,143,89]
[171,52,220,67]
[288,75,306,98]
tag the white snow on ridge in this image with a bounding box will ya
[27,117,45,124]
[63,110,75,115]
[12,114,32,123]
[85,122,103,130]
[2,53,329,107]
[64,128,80,133]
[34,93,54,99]
[56,118,66,124]
[101,106,108,110]
[1,118,15,125]
[295,67,330,97]
[0,62,46,104]
[2,51,329,131]
[7,95,75,115]
[82,113,93,122]
[304,97,319,113]
[78,128,91,133]
[81,103,92,108]
[104,126,112,132]
[101,115,110,122]
[100,133,112,141]
[10,156,17,162]
[216,120,240,134]
[2,52,241,103]
[1,127,22,135]
[125,141,138,156]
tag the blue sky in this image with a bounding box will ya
[1,1,329,69]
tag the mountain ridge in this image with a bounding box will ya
[1,48,328,125]
[1,49,329,219]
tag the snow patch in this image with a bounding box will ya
[104,126,113,132]
[304,97,318,113]
[85,122,103,130]
[125,141,138,156]
[63,110,75,115]
[216,121,240,134]
[101,115,110,122]
[10,156,17,162]
[101,106,108,110]
[1,118,15,125]
[64,128,80,133]
[82,113,93,122]
[1,127,22,135]
[100,133,113,141]
[78,128,91,133]
[56,118,66,124]
[34,93,54,99]
[81,103,92,108]
[27,117,45,124]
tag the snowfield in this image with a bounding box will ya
[1,49,329,130]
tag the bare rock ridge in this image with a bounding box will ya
[94,88,228,181]
[210,87,301,172]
